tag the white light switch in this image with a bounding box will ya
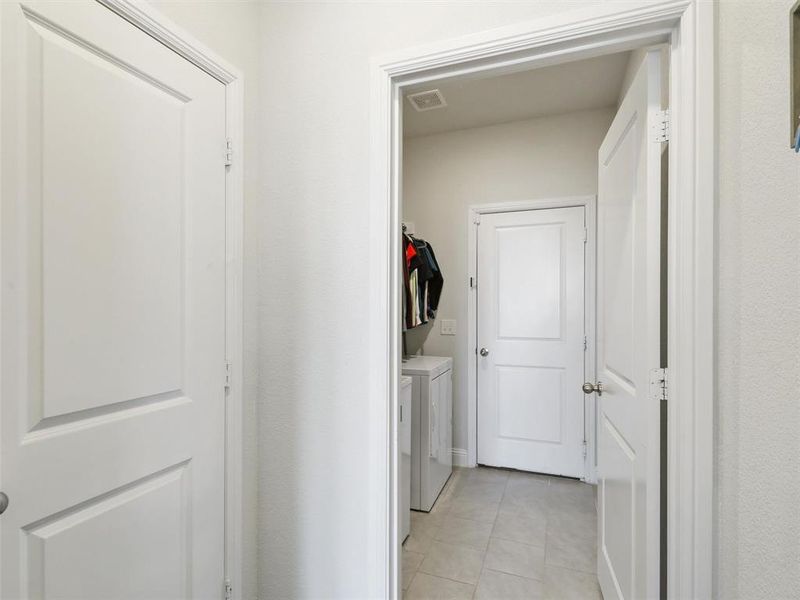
[440,319,456,336]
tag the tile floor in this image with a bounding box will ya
[402,466,601,599]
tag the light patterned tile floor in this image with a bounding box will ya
[402,467,602,599]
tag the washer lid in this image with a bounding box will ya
[401,355,453,378]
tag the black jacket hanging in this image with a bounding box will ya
[402,232,444,328]
[421,242,443,319]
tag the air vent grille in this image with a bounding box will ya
[407,89,447,112]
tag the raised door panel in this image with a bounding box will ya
[26,16,187,427]
[496,366,564,444]
[496,224,563,340]
[599,415,636,600]
[1,2,227,598]
[25,464,190,600]
[598,109,638,407]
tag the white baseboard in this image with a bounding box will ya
[451,448,469,467]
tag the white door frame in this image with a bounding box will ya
[368,2,714,598]
[0,1,245,597]
[466,196,597,483]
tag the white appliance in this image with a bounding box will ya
[399,376,412,542]
[402,356,452,512]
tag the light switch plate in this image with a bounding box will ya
[440,319,456,336]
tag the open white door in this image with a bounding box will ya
[594,51,663,600]
[1,2,227,598]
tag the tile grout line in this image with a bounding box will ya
[406,472,458,597]
[469,470,509,599]
[413,571,478,590]
[407,467,600,598]
[481,565,546,584]
[489,533,547,549]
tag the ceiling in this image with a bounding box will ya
[403,51,631,138]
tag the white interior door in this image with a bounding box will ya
[477,207,585,477]
[595,50,662,600]
[1,2,227,598]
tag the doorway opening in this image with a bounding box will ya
[370,3,715,600]
[397,44,669,599]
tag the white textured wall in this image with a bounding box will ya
[403,108,615,457]
[144,3,261,599]
[717,1,800,597]
[140,1,800,597]
[248,0,800,597]
[257,3,612,598]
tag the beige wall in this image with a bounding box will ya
[144,3,261,599]
[717,0,800,596]
[403,107,615,457]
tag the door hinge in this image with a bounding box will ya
[582,440,587,459]
[583,336,587,351]
[224,578,233,600]
[652,109,670,143]
[649,367,668,401]
[583,228,588,243]
[224,138,233,166]
[224,361,232,392]
[470,276,476,289]
[473,213,481,225]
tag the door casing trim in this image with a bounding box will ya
[466,196,597,483]
[94,1,246,597]
[368,2,714,598]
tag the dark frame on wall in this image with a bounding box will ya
[791,1,800,145]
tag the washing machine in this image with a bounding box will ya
[402,356,452,512]
[399,376,412,541]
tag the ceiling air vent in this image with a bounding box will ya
[407,89,447,112]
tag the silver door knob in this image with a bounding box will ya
[582,381,603,395]
[0,492,8,515]
[479,348,489,357]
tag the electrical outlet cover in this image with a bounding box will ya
[440,319,456,335]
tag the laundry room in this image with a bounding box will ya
[397,47,670,598]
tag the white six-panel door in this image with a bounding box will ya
[477,207,586,477]
[1,2,227,598]
[595,50,663,600]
